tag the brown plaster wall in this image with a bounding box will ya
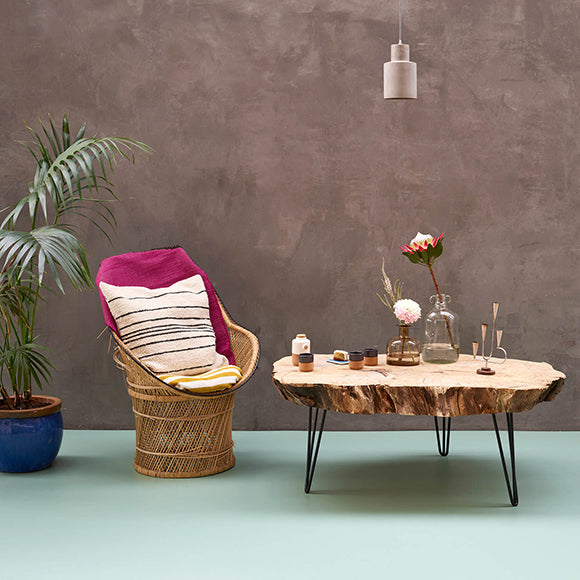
[1,0,578,429]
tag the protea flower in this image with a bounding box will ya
[400,231,458,355]
[399,232,444,267]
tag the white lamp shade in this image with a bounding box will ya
[384,43,417,99]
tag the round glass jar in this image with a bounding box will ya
[386,324,420,366]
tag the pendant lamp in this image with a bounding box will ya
[384,0,417,99]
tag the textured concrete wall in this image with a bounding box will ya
[1,1,578,429]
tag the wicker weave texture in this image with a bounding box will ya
[111,300,259,478]
[219,301,260,385]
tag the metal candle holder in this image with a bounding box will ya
[472,302,507,375]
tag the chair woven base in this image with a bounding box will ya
[116,349,237,478]
[109,296,259,478]
[133,456,235,479]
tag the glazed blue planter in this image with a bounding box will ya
[0,396,63,473]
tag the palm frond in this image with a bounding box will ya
[0,114,152,398]
[0,226,92,292]
[0,341,53,392]
[0,271,35,325]
[4,117,152,235]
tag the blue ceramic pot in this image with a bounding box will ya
[0,396,63,473]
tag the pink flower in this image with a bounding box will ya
[393,299,422,325]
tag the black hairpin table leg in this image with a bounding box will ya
[434,416,452,456]
[305,407,327,493]
[492,412,518,506]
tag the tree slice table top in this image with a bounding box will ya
[272,354,566,417]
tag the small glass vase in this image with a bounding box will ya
[422,294,460,364]
[387,324,420,366]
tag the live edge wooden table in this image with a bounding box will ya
[272,354,565,506]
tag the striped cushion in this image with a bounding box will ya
[157,365,243,393]
[99,275,229,375]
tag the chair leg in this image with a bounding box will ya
[492,412,519,506]
[305,407,327,493]
[434,416,452,456]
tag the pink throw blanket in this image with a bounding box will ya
[96,248,235,365]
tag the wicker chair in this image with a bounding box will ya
[111,296,259,479]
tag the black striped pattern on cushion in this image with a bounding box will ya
[99,275,229,375]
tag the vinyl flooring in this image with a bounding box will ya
[1,429,579,580]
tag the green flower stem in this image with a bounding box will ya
[398,335,417,364]
[397,324,417,364]
[427,263,443,299]
[398,334,406,361]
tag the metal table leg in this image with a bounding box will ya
[305,407,327,493]
[492,412,518,506]
[434,416,452,456]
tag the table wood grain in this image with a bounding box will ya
[272,354,566,416]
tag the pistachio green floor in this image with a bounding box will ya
[1,430,579,580]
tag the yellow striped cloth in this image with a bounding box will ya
[157,365,243,393]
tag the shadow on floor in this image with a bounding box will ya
[234,448,573,516]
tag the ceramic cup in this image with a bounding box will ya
[349,351,364,370]
[299,352,314,372]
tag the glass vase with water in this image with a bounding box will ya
[422,294,460,363]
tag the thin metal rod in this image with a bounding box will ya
[398,0,402,43]
[305,408,327,493]
[492,412,519,506]
[488,302,498,360]
[434,416,451,456]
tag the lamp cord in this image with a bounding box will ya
[398,0,402,43]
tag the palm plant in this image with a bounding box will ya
[0,115,151,409]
